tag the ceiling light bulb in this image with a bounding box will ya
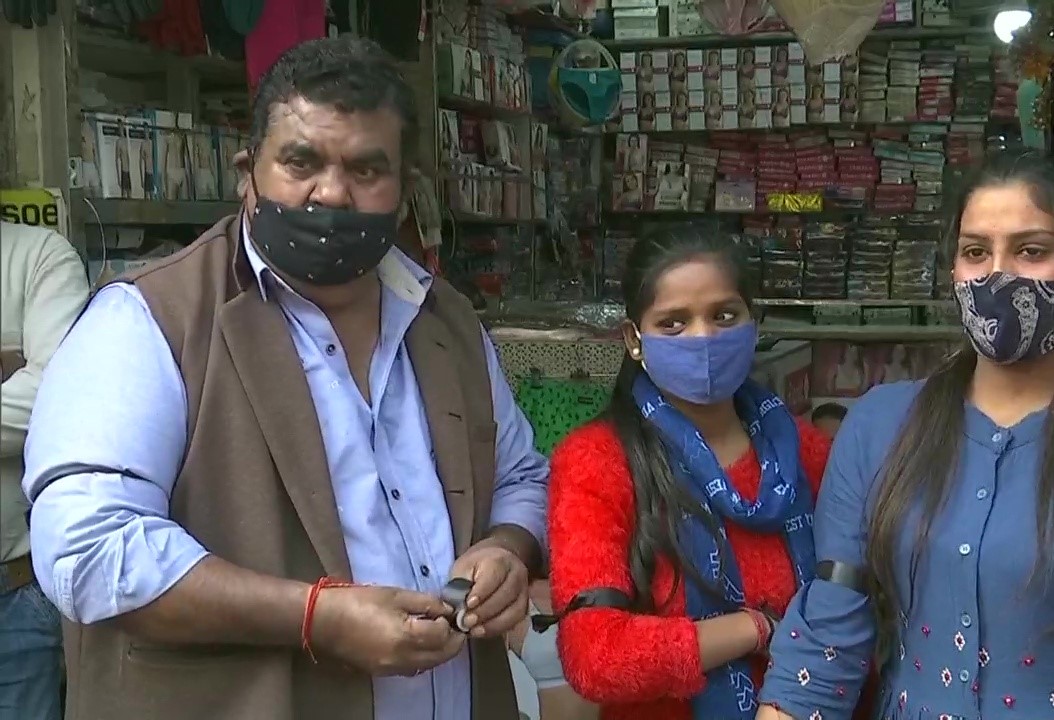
[993,9,1032,44]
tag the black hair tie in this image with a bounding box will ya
[440,578,473,633]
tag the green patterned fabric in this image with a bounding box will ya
[515,375,612,456]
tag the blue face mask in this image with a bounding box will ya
[638,322,758,404]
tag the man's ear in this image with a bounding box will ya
[234,149,251,201]
[233,148,250,174]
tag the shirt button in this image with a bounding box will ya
[961,613,973,628]
[420,565,430,577]
[325,343,337,355]
[976,488,988,500]
[959,669,970,682]
[391,489,401,500]
[991,432,1002,443]
[959,543,971,556]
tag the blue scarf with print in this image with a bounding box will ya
[632,374,816,720]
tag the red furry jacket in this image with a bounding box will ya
[548,417,833,720]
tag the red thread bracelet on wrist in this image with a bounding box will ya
[743,608,772,653]
[301,576,354,663]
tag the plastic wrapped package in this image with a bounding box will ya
[803,222,849,298]
[762,244,804,298]
[769,0,886,64]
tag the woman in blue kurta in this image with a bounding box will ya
[757,150,1054,720]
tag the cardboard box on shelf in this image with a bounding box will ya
[190,125,220,201]
[142,109,193,201]
[90,113,139,200]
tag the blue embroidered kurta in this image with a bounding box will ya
[760,380,1053,720]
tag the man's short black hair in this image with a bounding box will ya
[811,402,848,424]
[250,36,419,168]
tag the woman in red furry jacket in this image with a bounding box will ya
[546,224,869,720]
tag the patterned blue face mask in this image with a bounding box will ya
[637,322,758,404]
[954,272,1054,364]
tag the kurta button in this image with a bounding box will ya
[976,488,988,500]
[326,344,337,355]
[992,432,1002,442]
[420,565,430,577]
[959,543,971,555]
[959,669,970,682]
[391,489,401,500]
[961,613,972,628]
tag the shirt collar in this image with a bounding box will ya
[240,214,432,308]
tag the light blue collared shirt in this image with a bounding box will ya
[23,228,549,720]
[760,380,1052,720]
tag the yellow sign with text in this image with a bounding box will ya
[0,188,68,237]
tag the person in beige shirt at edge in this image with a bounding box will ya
[1,220,90,720]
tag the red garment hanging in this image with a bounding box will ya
[137,0,207,57]
[245,0,326,91]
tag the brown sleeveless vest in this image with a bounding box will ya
[61,215,518,720]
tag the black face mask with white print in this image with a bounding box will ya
[247,154,398,286]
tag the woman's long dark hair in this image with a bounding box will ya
[866,151,1054,642]
[606,222,754,610]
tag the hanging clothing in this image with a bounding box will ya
[245,0,326,90]
[199,0,245,61]
[137,0,207,57]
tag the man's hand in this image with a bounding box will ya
[449,540,529,639]
[311,585,466,676]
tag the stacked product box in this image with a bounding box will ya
[847,217,896,299]
[758,217,804,298]
[189,124,220,201]
[711,134,757,211]
[954,42,994,121]
[794,132,837,195]
[799,58,846,125]
[756,135,798,205]
[668,0,712,37]
[140,110,193,201]
[839,53,860,123]
[920,0,953,26]
[736,46,774,129]
[803,221,849,298]
[717,48,739,129]
[859,43,890,122]
[613,132,648,211]
[991,50,1019,120]
[887,41,921,120]
[770,44,792,128]
[612,0,660,40]
[946,122,986,167]
[684,50,709,130]
[684,143,718,210]
[647,139,687,210]
[892,214,941,299]
[918,45,956,122]
[831,129,878,209]
[669,49,691,130]
[84,112,152,200]
[622,50,673,132]
[875,0,915,25]
[907,125,947,212]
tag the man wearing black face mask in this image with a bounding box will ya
[22,37,548,720]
